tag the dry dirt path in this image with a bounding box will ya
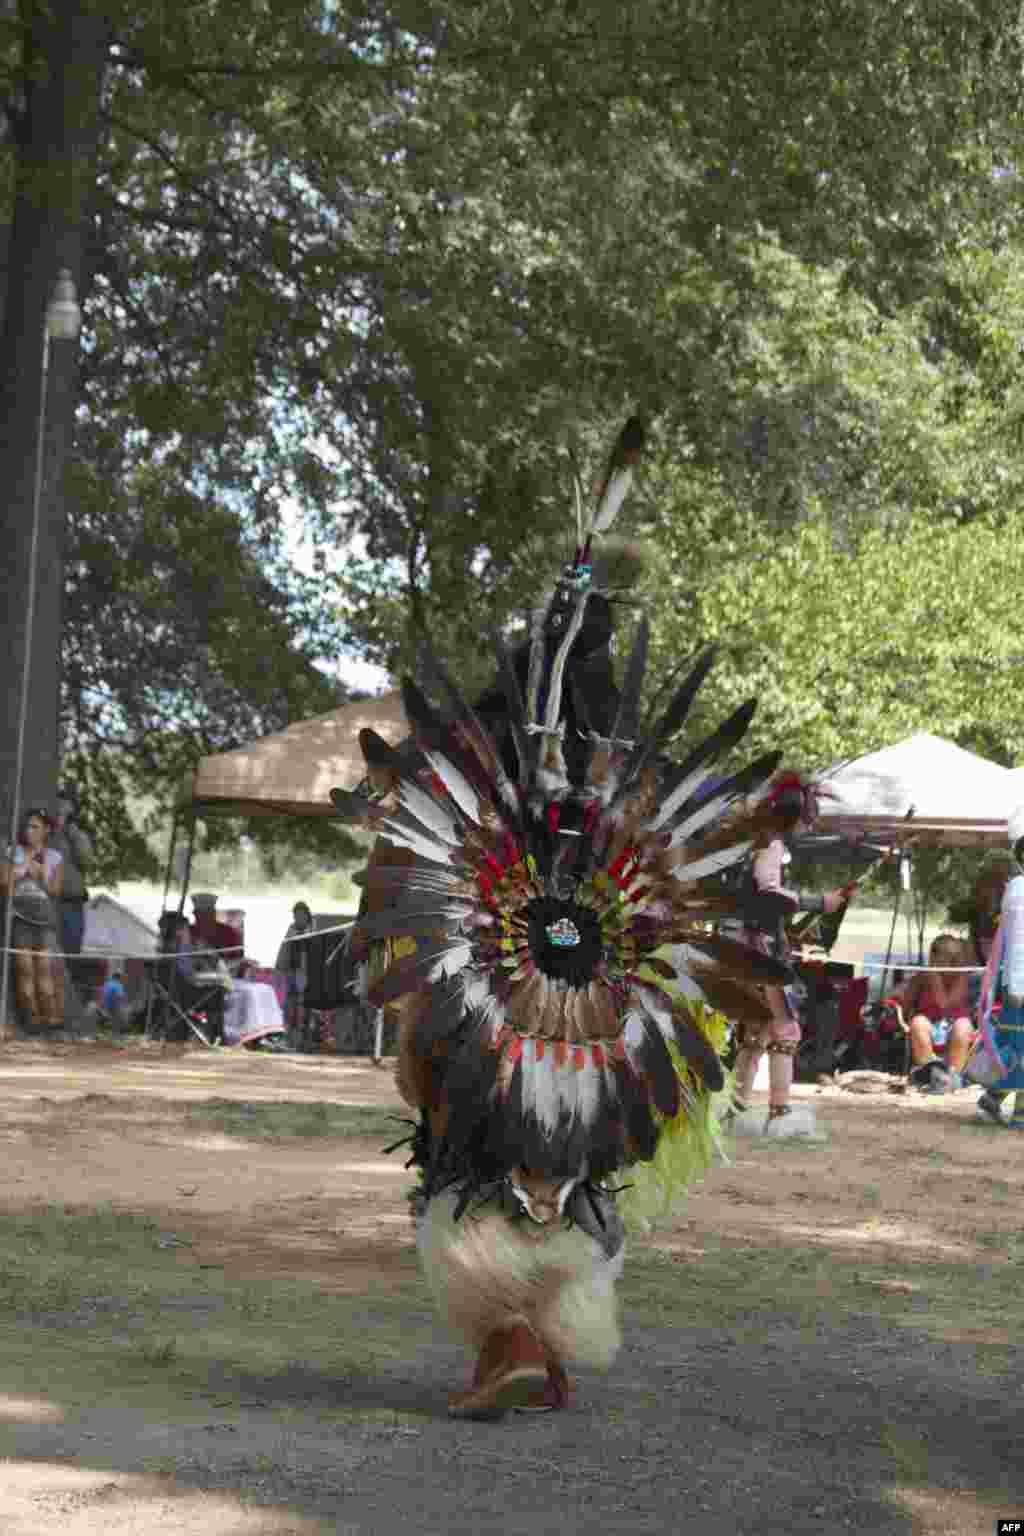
[0,1042,1019,1535]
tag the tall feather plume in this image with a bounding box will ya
[610,645,717,809]
[487,624,531,785]
[610,614,649,748]
[645,700,760,834]
[416,636,520,815]
[590,416,645,538]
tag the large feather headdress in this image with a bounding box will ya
[331,420,788,1196]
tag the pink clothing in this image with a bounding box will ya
[13,846,62,881]
[909,979,969,1024]
[750,839,801,911]
[733,837,805,1109]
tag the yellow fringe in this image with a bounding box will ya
[620,999,731,1234]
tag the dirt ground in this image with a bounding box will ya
[0,1040,1020,1536]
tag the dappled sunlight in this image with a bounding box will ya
[776,1216,975,1260]
[886,1481,1010,1534]
[0,1394,64,1424]
[336,1160,402,1177]
[0,1460,330,1535]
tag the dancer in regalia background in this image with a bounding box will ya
[332,419,795,1419]
[729,775,856,1131]
[977,806,1024,1131]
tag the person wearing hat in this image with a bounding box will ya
[190,894,243,965]
[976,806,1024,1128]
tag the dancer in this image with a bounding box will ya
[977,806,1024,1130]
[332,419,791,1420]
[730,774,854,1129]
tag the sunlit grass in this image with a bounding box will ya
[184,1099,408,1141]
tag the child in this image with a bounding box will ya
[897,934,975,1094]
[99,969,127,1034]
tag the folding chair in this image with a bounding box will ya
[146,953,222,1048]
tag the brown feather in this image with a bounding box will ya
[688,965,774,1026]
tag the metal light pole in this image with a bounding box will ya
[1,271,82,1035]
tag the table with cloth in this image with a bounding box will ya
[223,979,285,1046]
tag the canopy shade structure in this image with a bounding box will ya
[817,733,1023,848]
[184,691,408,818]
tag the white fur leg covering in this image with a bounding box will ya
[416,1190,624,1368]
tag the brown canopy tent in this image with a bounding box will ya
[159,691,407,926]
[183,691,408,819]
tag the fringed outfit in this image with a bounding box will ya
[332,420,790,1418]
[731,826,833,1119]
[978,864,1024,1129]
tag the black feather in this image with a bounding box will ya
[659,749,783,837]
[487,626,532,785]
[359,728,421,777]
[609,645,717,809]
[645,644,716,753]
[610,614,649,747]
[329,786,375,825]
[633,1023,681,1121]
[439,1025,500,1160]
[413,974,468,1047]
[670,1010,726,1092]
[653,698,759,816]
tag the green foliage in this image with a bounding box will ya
[1,0,1022,877]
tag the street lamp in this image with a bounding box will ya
[1,270,82,1035]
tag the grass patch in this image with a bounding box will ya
[184,1098,407,1142]
[0,1203,432,1423]
[624,1229,1024,1353]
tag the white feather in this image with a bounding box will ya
[645,763,725,833]
[672,840,753,885]
[576,1055,601,1129]
[556,1049,578,1125]
[664,792,734,846]
[665,944,713,1003]
[519,1037,538,1122]
[397,781,459,844]
[622,1008,646,1053]
[592,465,633,534]
[379,824,454,863]
[427,940,473,981]
[423,749,481,826]
[533,1045,561,1135]
[634,981,676,1041]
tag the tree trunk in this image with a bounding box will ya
[0,1,108,835]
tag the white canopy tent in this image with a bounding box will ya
[817,732,1023,848]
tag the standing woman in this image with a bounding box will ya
[1,808,64,1028]
[276,901,313,1045]
[731,774,853,1127]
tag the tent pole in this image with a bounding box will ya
[177,815,198,921]
[160,812,179,919]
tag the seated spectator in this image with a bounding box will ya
[891,934,975,1094]
[190,893,243,970]
[154,911,226,1045]
[0,806,64,1029]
